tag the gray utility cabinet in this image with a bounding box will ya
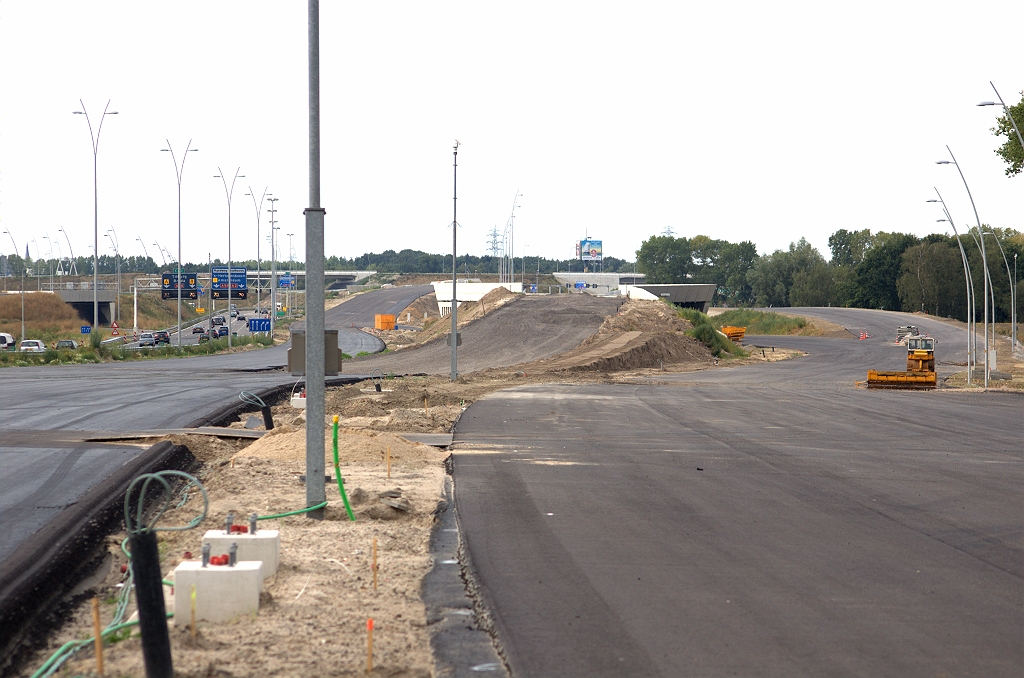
[287,329,343,376]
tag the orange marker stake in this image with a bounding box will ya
[372,537,378,591]
[366,618,374,674]
[91,597,104,676]
[423,396,428,414]
[386,445,391,479]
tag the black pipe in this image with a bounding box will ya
[261,405,275,430]
[129,530,173,678]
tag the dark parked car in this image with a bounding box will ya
[192,325,206,334]
[211,315,226,326]
[55,339,79,350]
[153,331,171,345]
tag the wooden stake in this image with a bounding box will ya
[386,446,391,479]
[91,597,104,676]
[423,396,428,414]
[366,618,374,674]
[190,584,197,639]
[372,537,378,591]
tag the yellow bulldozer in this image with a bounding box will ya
[866,336,936,389]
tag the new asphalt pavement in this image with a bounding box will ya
[452,308,1022,677]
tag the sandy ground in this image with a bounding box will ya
[24,298,804,677]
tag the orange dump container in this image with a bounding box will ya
[374,314,396,330]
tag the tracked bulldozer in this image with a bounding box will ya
[866,336,936,389]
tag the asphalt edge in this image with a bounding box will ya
[0,441,194,675]
[423,467,508,677]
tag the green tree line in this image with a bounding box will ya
[635,229,1023,322]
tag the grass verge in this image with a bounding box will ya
[712,309,808,335]
[676,308,746,358]
[0,334,274,367]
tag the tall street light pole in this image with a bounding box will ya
[978,81,1024,149]
[162,140,198,347]
[73,99,118,330]
[214,167,244,349]
[245,187,271,313]
[304,0,328,521]
[4,229,25,341]
[938,147,991,387]
[43,234,54,293]
[137,237,150,271]
[450,140,461,382]
[58,227,77,275]
[106,228,121,323]
[267,198,279,332]
[929,192,975,385]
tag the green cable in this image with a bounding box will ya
[332,415,356,521]
[256,501,328,520]
[32,614,174,678]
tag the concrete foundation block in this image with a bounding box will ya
[173,560,262,625]
[202,529,280,577]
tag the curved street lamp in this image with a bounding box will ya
[267,197,279,335]
[58,227,77,275]
[245,187,271,312]
[162,140,198,346]
[978,81,1024,149]
[136,237,150,270]
[73,99,118,329]
[937,146,992,386]
[214,167,244,348]
[3,229,25,341]
[929,191,975,384]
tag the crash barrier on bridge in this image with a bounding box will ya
[720,326,746,341]
[374,314,396,331]
[287,329,343,376]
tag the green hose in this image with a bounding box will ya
[332,415,356,521]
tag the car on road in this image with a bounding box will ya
[230,309,238,318]
[237,314,246,322]
[153,331,171,345]
[197,332,210,343]
[211,315,226,326]
[0,333,15,350]
[138,333,156,347]
[217,326,229,338]
[192,325,206,334]
[18,340,47,353]
[55,339,79,350]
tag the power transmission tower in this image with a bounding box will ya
[487,226,502,257]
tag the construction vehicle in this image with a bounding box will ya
[720,326,746,341]
[896,325,919,343]
[866,335,936,389]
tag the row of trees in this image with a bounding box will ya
[635,229,1022,323]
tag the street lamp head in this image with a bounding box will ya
[977,101,997,107]
[936,160,953,165]
[926,199,939,203]
[72,111,84,115]
[106,111,118,115]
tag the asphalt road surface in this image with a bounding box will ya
[0,285,432,564]
[351,294,622,375]
[452,308,1022,677]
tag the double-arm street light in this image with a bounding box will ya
[266,197,279,334]
[214,167,244,349]
[937,147,992,387]
[245,187,271,312]
[162,140,198,346]
[42,234,54,293]
[73,99,118,329]
[161,141,197,348]
[3,229,25,341]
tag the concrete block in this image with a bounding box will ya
[202,529,280,577]
[173,561,262,625]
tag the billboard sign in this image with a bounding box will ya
[575,241,582,259]
[580,239,602,262]
[248,318,271,333]
[211,267,248,300]
[161,272,198,300]
[278,274,295,288]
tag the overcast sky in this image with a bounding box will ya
[1,0,1020,270]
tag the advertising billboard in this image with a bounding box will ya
[580,239,602,262]
[161,272,198,300]
[211,266,248,300]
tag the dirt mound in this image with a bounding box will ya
[239,426,448,467]
[411,286,519,345]
[396,292,441,328]
[598,299,692,334]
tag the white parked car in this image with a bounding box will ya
[138,333,156,347]
[18,340,46,353]
[0,333,15,350]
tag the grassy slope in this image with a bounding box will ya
[712,309,809,335]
